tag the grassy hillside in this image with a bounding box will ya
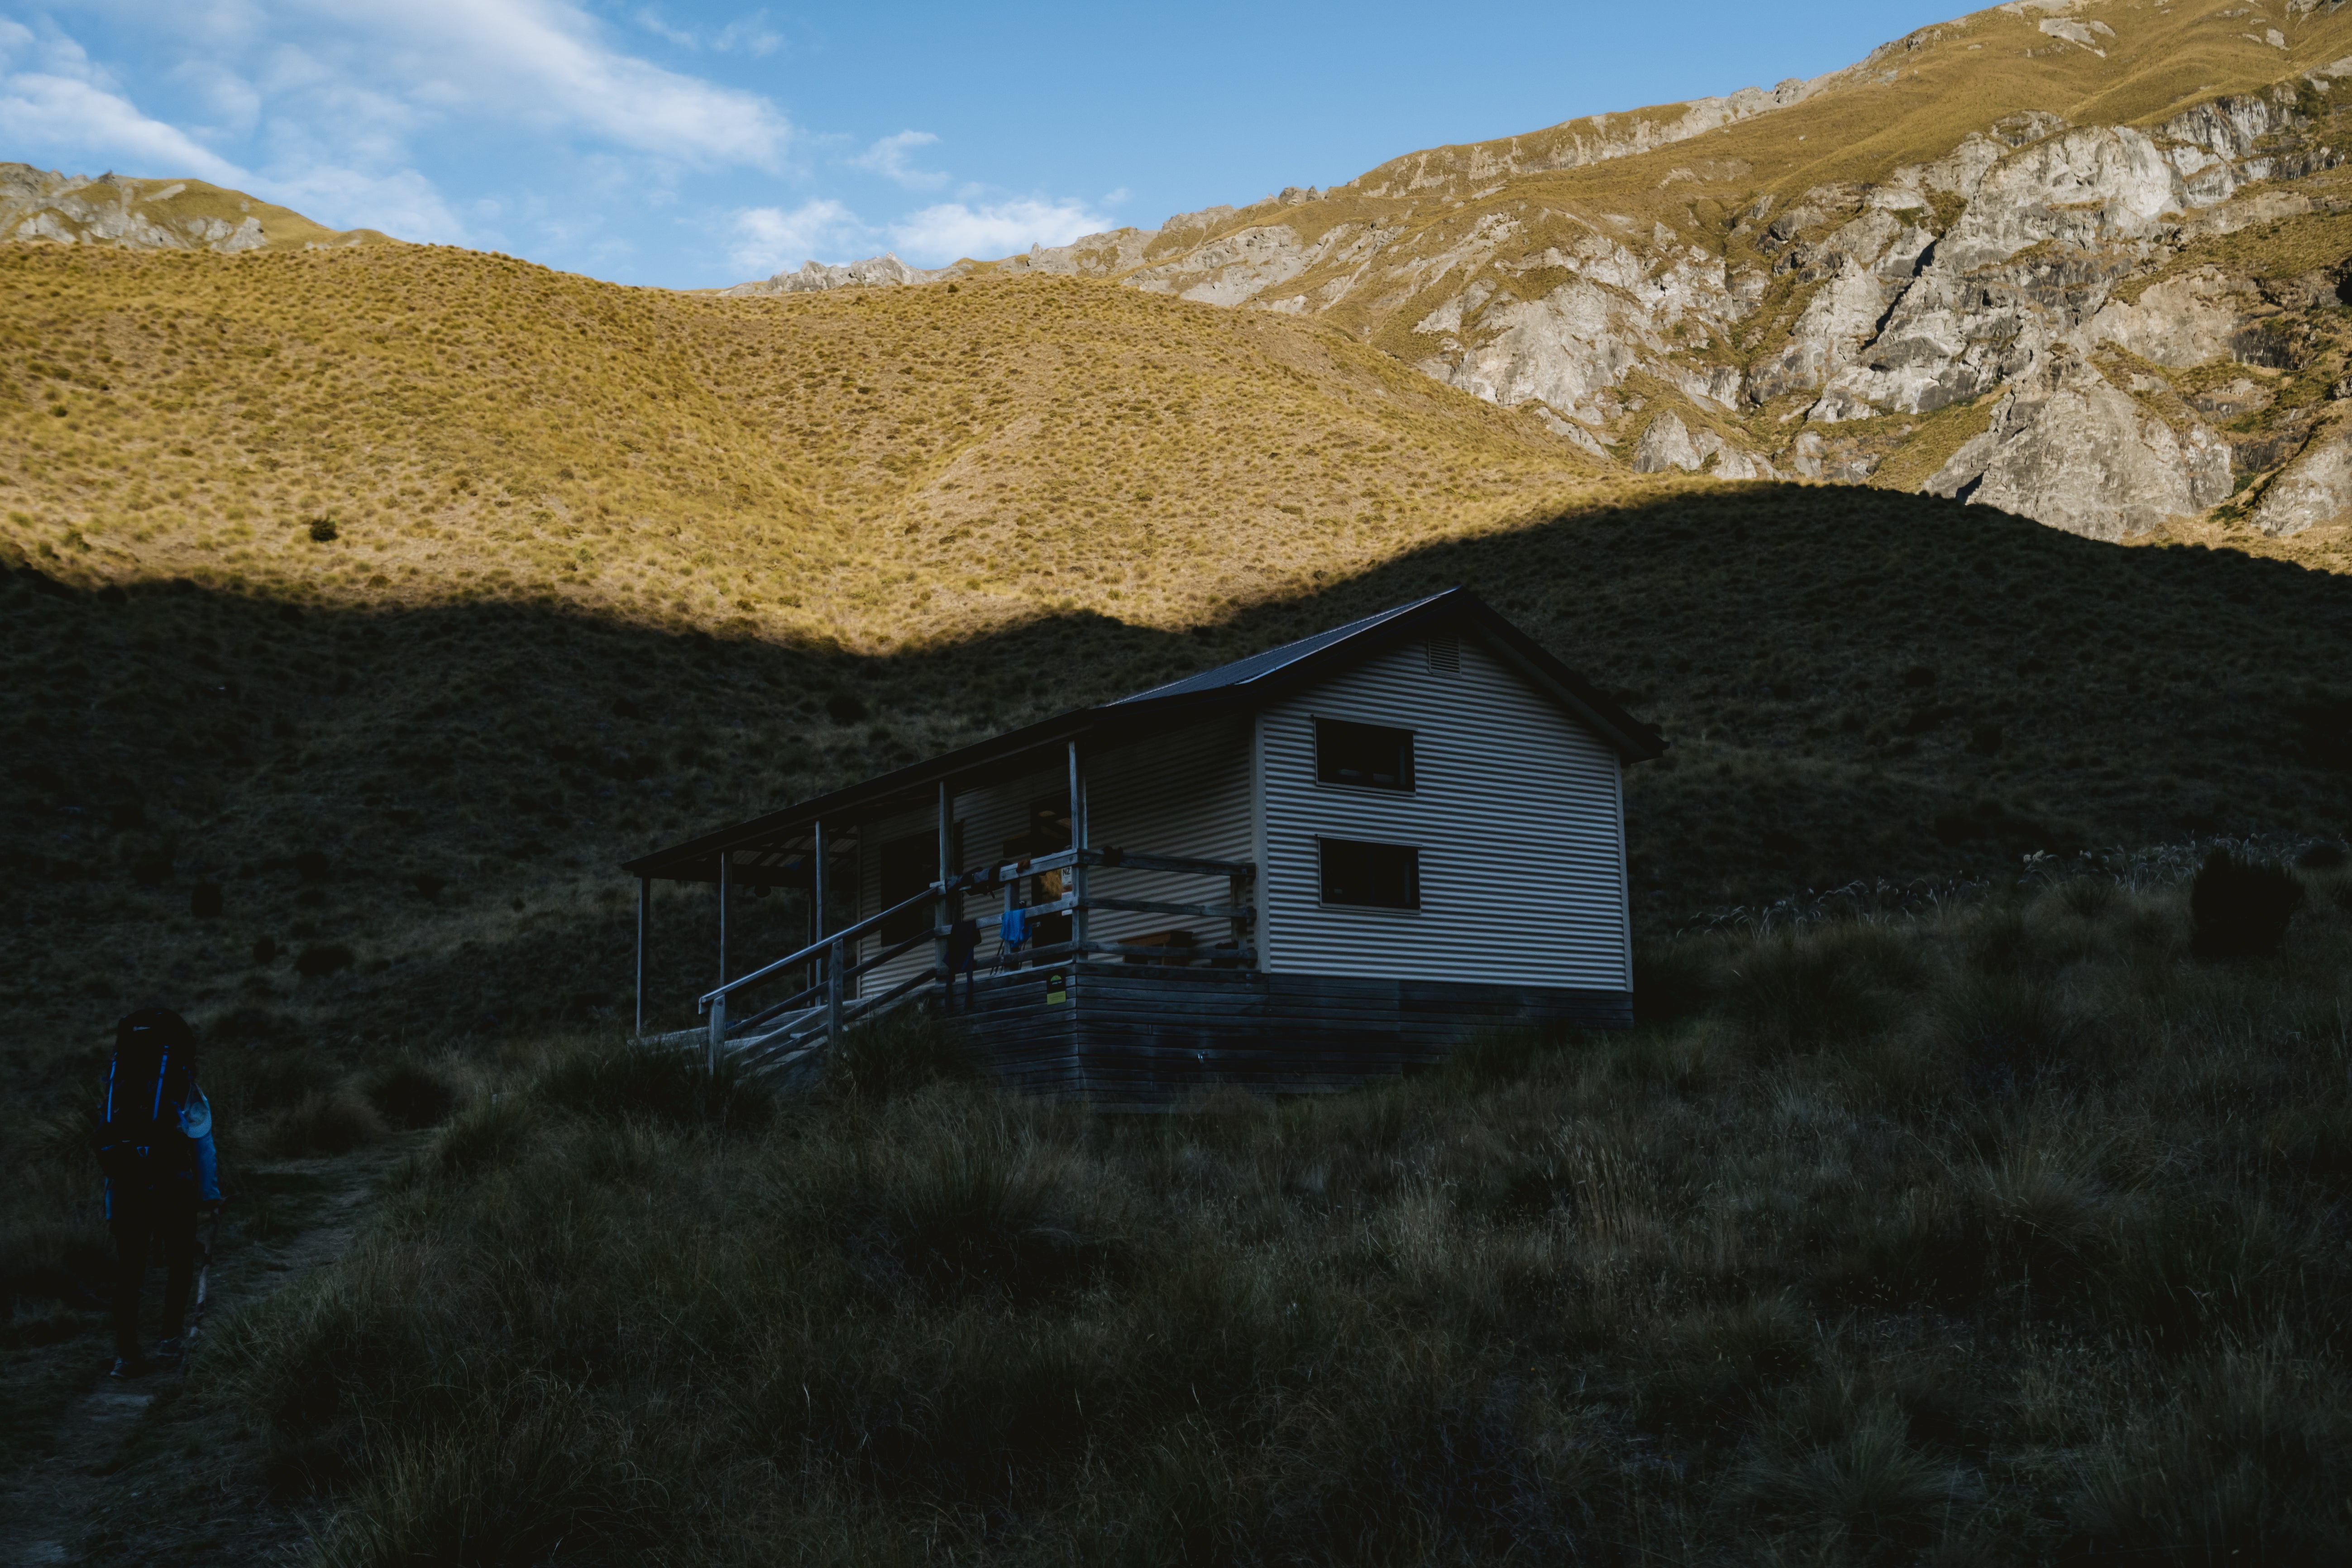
[7,477,2352,1071]
[2,237,2349,1078]
[0,242,1600,649]
[86,873,2352,1563]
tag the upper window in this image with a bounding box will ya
[1315,718,1415,792]
[1319,838,1420,909]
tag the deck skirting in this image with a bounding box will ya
[947,961,1630,1106]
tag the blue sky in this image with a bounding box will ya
[0,1,1964,288]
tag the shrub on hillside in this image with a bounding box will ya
[1632,937,1716,1025]
[2189,849,2302,959]
[535,1041,772,1133]
[361,1059,460,1130]
[295,942,355,978]
[1724,921,1922,1056]
[831,1007,975,1100]
[259,1091,387,1157]
[1931,973,2090,1094]
[204,1044,339,1122]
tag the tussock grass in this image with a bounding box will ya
[195,867,2352,1562]
[0,241,1602,649]
[10,473,2352,1081]
[253,1090,387,1158]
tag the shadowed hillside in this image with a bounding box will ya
[7,480,2350,1080]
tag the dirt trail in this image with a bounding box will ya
[0,1143,402,1567]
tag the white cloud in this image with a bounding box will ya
[339,0,794,168]
[710,14,784,56]
[728,198,870,274]
[0,22,252,185]
[634,7,783,56]
[850,129,946,191]
[888,196,1112,264]
[263,164,469,241]
[633,9,701,49]
[0,18,463,242]
[167,57,263,139]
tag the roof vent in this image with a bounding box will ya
[1426,636,1460,675]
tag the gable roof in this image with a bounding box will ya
[1108,592,1450,704]
[623,587,1664,886]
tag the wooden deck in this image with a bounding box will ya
[947,961,1631,1107]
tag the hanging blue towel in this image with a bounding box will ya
[999,906,1029,946]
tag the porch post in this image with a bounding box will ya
[812,819,828,941]
[717,850,729,992]
[827,935,844,1046]
[815,817,842,1045]
[634,876,648,1037]
[1068,740,1088,956]
[935,779,954,996]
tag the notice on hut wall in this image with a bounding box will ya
[1046,970,1067,1005]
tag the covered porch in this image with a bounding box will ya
[623,709,1260,1085]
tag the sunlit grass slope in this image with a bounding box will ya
[0,242,1605,648]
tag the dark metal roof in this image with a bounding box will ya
[1109,592,1452,704]
[622,587,1665,885]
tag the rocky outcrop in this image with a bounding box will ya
[1352,76,1827,198]
[1753,259,1897,405]
[1,165,277,253]
[2077,269,2264,367]
[1928,354,2233,539]
[720,252,964,296]
[2251,412,2352,536]
[1632,412,1778,479]
[1129,224,1330,306]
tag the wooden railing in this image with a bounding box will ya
[684,847,1256,1077]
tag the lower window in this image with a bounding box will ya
[1318,838,1420,909]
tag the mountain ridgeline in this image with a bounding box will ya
[746,0,2352,560]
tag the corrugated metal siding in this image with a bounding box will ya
[1083,717,1252,951]
[1257,635,1630,988]
[852,717,1252,993]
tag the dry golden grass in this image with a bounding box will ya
[0,242,1633,649]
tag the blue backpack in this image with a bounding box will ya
[96,1009,200,1191]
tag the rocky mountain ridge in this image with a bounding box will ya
[744,0,2352,550]
[0,164,385,253]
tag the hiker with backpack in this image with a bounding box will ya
[97,1008,221,1379]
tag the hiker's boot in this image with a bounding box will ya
[109,1355,147,1380]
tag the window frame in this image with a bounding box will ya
[1312,715,1417,794]
[1314,835,1423,912]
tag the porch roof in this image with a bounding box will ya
[621,587,1665,887]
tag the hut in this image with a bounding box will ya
[623,587,1665,1104]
